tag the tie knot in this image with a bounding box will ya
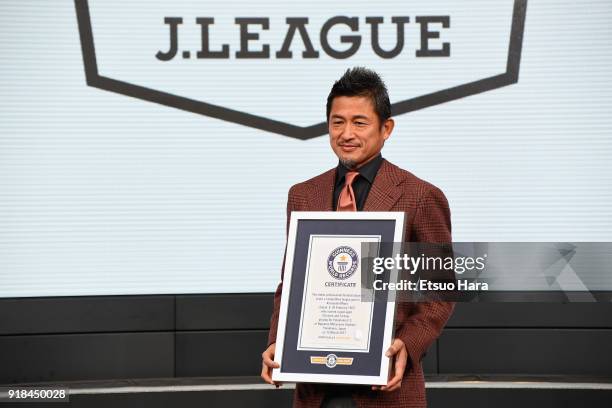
[344,171,359,186]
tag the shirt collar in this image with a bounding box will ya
[335,154,383,186]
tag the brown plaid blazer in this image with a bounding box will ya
[267,158,455,408]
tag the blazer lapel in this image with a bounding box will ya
[307,159,404,212]
[308,168,336,211]
[363,159,404,211]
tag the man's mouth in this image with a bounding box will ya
[339,144,359,152]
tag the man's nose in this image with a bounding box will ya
[338,124,357,140]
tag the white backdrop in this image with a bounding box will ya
[1,0,611,297]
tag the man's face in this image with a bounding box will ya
[328,95,394,169]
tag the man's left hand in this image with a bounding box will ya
[371,338,407,392]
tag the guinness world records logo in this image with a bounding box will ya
[327,246,358,280]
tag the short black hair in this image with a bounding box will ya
[326,67,391,126]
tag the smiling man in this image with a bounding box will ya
[261,67,454,408]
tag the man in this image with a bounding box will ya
[261,67,454,408]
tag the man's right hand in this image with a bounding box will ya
[261,343,282,387]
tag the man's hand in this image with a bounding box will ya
[371,338,408,392]
[261,343,282,387]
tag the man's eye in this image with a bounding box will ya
[355,122,366,126]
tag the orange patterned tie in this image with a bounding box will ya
[337,171,359,212]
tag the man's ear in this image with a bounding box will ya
[382,118,395,141]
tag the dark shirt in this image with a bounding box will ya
[333,154,383,211]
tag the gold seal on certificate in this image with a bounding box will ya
[272,212,405,385]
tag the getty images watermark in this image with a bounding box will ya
[360,242,612,302]
[371,251,488,292]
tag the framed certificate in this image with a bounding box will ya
[272,211,405,385]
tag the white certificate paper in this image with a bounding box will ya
[296,234,381,352]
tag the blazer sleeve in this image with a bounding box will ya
[394,185,455,369]
[267,185,299,347]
